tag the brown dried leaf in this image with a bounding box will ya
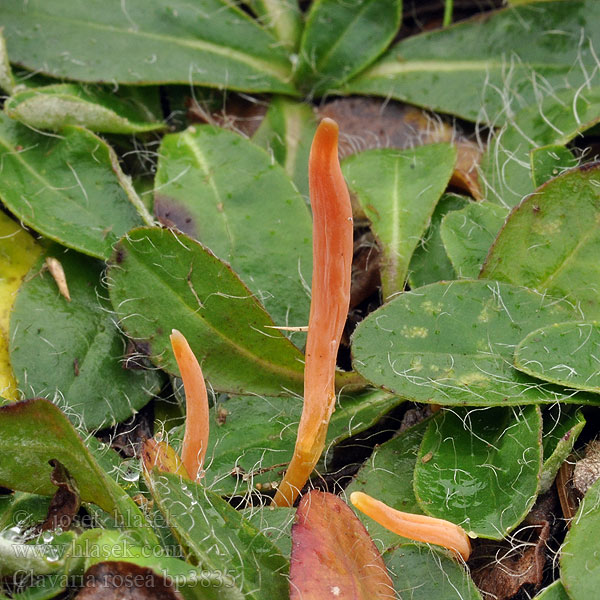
[35,459,80,533]
[187,94,268,137]
[290,490,393,600]
[318,97,482,199]
[469,491,556,600]
[76,562,183,600]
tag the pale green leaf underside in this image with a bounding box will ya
[5,83,165,133]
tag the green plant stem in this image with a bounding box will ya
[443,0,453,27]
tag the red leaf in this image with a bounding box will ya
[290,490,393,599]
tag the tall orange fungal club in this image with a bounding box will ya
[272,118,353,507]
[170,328,210,481]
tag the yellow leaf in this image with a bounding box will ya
[0,211,41,400]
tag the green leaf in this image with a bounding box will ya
[0,210,41,401]
[176,389,402,496]
[146,470,288,600]
[481,165,600,318]
[252,96,318,199]
[9,574,66,600]
[295,0,402,96]
[480,86,600,207]
[108,227,305,396]
[10,249,163,430]
[345,420,428,550]
[342,144,456,299]
[344,1,600,124]
[79,529,237,600]
[0,114,151,260]
[243,506,294,557]
[0,399,157,546]
[1,0,295,94]
[408,194,469,288]
[154,125,312,336]
[246,0,302,51]
[440,202,508,279]
[539,406,585,493]
[0,28,15,94]
[351,280,599,406]
[0,534,69,578]
[515,322,600,393]
[415,406,542,538]
[4,84,165,133]
[384,543,482,600]
[530,145,577,189]
[533,581,570,600]
[561,476,600,600]
[0,492,51,530]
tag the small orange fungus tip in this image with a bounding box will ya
[169,329,209,482]
[272,117,353,508]
[141,438,190,480]
[350,491,472,562]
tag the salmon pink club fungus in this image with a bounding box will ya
[272,117,353,508]
[169,329,210,482]
[350,491,472,561]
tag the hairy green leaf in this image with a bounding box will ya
[540,406,585,493]
[146,470,288,600]
[345,1,600,124]
[530,145,577,189]
[154,125,312,336]
[0,399,156,546]
[351,280,599,406]
[515,322,600,393]
[345,420,428,550]
[384,544,482,600]
[252,96,317,199]
[440,201,508,279]
[480,86,600,207]
[10,249,163,430]
[415,406,542,538]
[178,389,402,496]
[408,194,469,288]
[482,165,600,318]
[295,0,402,96]
[108,227,305,396]
[561,476,600,600]
[0,114,150,259]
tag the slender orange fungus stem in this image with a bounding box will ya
[272,118,353,507]
[350,491,472,561]
[170,329,209,481]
